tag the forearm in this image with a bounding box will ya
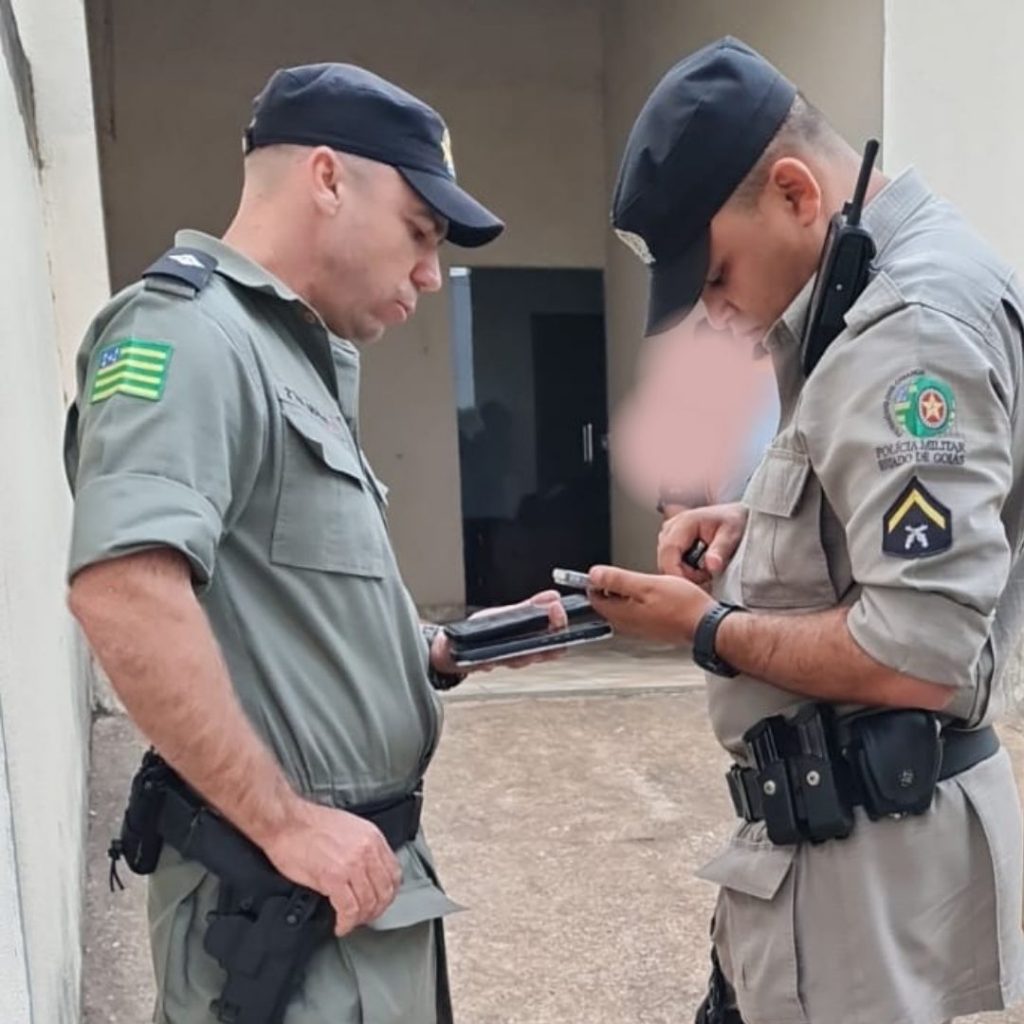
[69,551,300,847]
[715,605,954,711]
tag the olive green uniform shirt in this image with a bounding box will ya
[699,170,1024,1024]
[66,230,458,1022]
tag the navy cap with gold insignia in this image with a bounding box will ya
[882,477,952,559]
[611,37,796,335]
[245,63,503,248]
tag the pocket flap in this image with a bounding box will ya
[696,836,797,900]
[743,447,811,518]
[279,398,363,482]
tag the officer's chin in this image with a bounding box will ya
[357,309,411,345]
[337,315,387,346]
[360,323,388,345]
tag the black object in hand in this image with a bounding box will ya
[443,594,594,647]
[683,539,708,570]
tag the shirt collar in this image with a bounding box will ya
[769,167,931,353]
[175,228,360,362]
[860,166,931,257]
[175,229,304,302]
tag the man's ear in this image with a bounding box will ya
[309,146,343,214]
[765,156,821,227]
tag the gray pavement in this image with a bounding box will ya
[83,640,1024,1023]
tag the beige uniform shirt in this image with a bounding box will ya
[699,170,1024,1024]
[66,231,457,1023]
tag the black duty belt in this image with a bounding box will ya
[158,778,423,880]
[726,707,999,845]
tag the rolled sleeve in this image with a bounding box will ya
[69,472,223,586]
[66,289,266,587]
[847,586,992,690]
[805,300,1014,695]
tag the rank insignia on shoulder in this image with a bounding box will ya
[142,247,218,298]
[882,476,952,559]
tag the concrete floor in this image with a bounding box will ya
[82,640,1024,1023]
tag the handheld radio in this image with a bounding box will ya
[801,139,880,376]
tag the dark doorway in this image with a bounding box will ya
[530,311,611,576]
[452,268,611,606]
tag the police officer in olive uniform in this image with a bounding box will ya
[591,38,1024,1024]
[66,64,566,1024]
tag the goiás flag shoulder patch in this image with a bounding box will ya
[90,339,173,404]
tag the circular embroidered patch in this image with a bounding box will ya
[888,373,956,438]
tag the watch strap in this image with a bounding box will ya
[693,602,745,677]
[422,623,467,691]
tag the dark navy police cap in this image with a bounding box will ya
[612,37,797,335]
[245,63,504,248]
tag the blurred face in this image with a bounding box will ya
[308,151,446,343]
[700,157,829,341]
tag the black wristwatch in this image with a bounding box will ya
[421,623,467,691]
[692,602,745,677]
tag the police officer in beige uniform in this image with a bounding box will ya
[65,64,566,1024]
[590,38,1024,1024]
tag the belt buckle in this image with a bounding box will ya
[727,765,753,821]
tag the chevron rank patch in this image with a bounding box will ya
[90,339,173,404]
[882,476,952,559]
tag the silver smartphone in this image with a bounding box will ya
[552,567,591,590]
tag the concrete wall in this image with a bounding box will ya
[601,0,885,570]
[16,0,110,396]
[883,0,1024,273]
[0,0,107,1019]
[86,0,607,607]
[883,0,1024,709]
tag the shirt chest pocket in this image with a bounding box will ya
[271,403,387,578]
[740,446,837,609]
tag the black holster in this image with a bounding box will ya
[694,946,745,1024]
[109,751,442,1024]
[205,882,335,1024]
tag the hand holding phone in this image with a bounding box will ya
[450,620,612,667]
[443,592,611,667]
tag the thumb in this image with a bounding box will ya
[705,524,743,576]
[588,565,647,598]
[530,588,569,629]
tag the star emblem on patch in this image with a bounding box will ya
[886,371,956,439]
[882,476,952,559]
[917,387,948,430]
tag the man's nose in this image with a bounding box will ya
[413,252,442,293]
[702,292,734,331]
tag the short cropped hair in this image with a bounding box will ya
[730,92,849,207]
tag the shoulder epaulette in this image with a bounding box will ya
[142,247,218,299]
